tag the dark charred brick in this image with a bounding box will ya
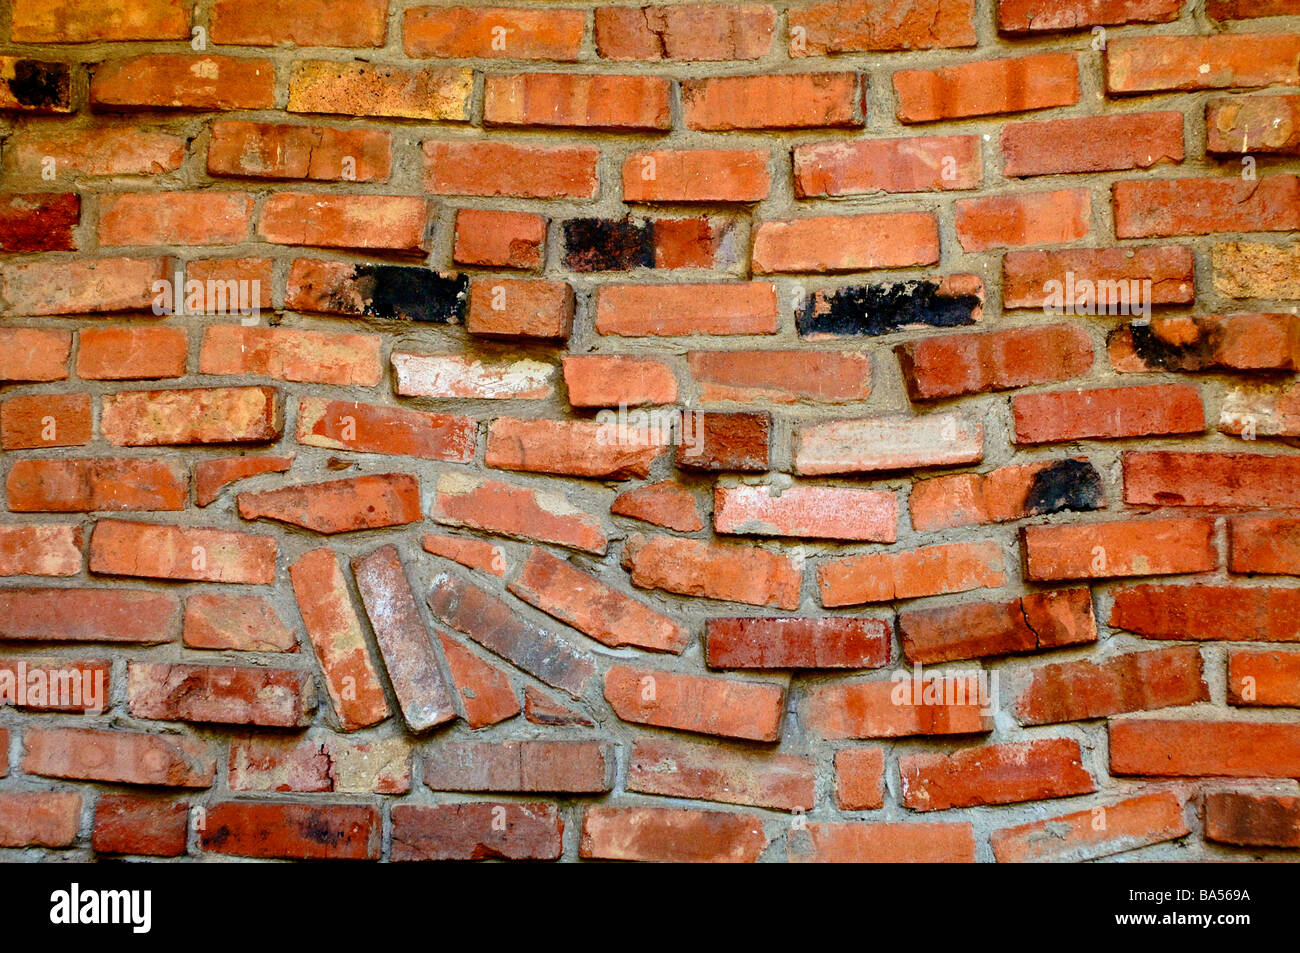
[1110,322,1217,373]
[563,218,654,272]
[2,60,73,112]
[344,265,467,323]
[0,194,79,252]
[677,411,771,472]
[1024,459,1105,518]
[799,278,983,338]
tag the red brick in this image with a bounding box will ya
[998,0,1181,32]
[789,0,975,53]
[0,329,71,382]
[901,738,1095,811]
[808,677,992,739]
[1207,95,1300,155]
[1002,111,1185,176]
[596,4,774,60]
[351,545,457,732]
[1023,517,1216,581]
[0,658,109,712]
[288,61,472,121]
[3,257,168,316]
[683,73,864,130]
[752,212,938,273]
[0,524,81,577]
[562,355,678,408]
[794,136,980,197]
[581,806,767,862]
[406,6,584,59]
[11,0,189,42]
[91,55,275,110]
[1228,649,1300,706]
[258,193,428,252]
[423,140,598,198]
[509,547,686,654]
[1110,583,1300,643]
[194,455,293,507]
[184,256,273,310]
[0,193,78,252]
[484,73,671,131]
[92,795,188,857]
[99,192,251,247]
[1110,719,1300,777]
[229,733,410,794]
[612,481,704,532]
[1012,383,1204,444]
[1,394,91,450]
[453,209,546,269]
[955,188,1090,252]
[677,411,770,472]
[897,324,1093,401]
[1107,34,1300,93]
[1231,516,1300,575]
[467,278,574,339]
[77,327,187,380]
[7,458,186,512]
[1115,175,1300,238]
[820,541,1005,607]
[0,792,80,848]
[102,386,281,446]
[690,350,871,404]
[1015,645,1207,725]
[605,664,785,741]
[427,570,597,698]
[1109,312,1300,374]
[1123,450,1300,508]
[894,52,1080,123]
[289,548,391,731]
[1207,0,1300,16]
[23,726,215,787]
[486,417,667,480]
[239,473,421,535]
[210,0,387,46]
[391,803,562,861]
[422,533,508,577]
[789,821,975,862]
[183,593,297,652]
[422,740,612,792]
[622,533,802,610]
[0,587,179,644]
[200,325,382,386]
[706,617,891,670]
[629,737,814,811]
[2,127,185,177]
[207,120,391,182]
[438,633,520,729]
[991,791,1189,863]
[835,748,886,810]
[128,662,314,727]
[899,588,1097,664]
[1204,792,1300,848]
[910,459,1103,532]
[393,352,554,401]
[624,149,770,203]
[200,802,379,860]
[1004,246,1196,309]
[296,397,475,463]
[596,282,780,336]
[432,473,606,555]
[90,519,276,584]
[714,484,896,542]
[796,414,982,475]
[524,686,593,726]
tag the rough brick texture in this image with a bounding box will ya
[1,0,1297,867]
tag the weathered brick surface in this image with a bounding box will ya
[1,0,1295,867]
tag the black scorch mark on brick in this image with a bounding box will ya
[563,218,654,272]
[1024,459,1104,517]
[336,266,468,323]
[1115,322,1217,372]
[798,279,981,337]
[8,60,71,110]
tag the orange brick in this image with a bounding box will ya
[604,664,785,741]
[89,519,276,584]
[1107,34,1300,93]
[752,212,939,273]
[955,188,1090,251]
[683,73,865,130]
[210,0,387,46]
[991,792,1188,862]
[818,540,1005,607]
[894,52,1079,122]
[901,738,1094,811]
[1022,517,1217,581]
[484,74,671,130]
[91,54,275,110]
[1011,383,1205,444]
[453,209,546,269]
[405,6,584,59]
[596,4,775,60]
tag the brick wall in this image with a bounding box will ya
[1,0,1299,863]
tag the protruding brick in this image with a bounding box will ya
[690,350,872,404]
[808,677,992,739]
[1228,649,1300,707]
[1207,95,1300,155]
[562,355,678,408]
[707,617,891,670]
[624,149,770,203]
[297,397,475,462]
[258,193,428,252]
[910,459,1103,532]
[1107,34,1300,94]
[897,324,1093,401]
[102,386,281,446]
[288,61,472,121]
[11,0,190,42]
[612,481,704,532]
[596,4,775,60]
[393,352,554,400]
[1023,517,1216,581]
[789,821,976,862]
[835,748,886,811]
[184,593,297,652]
[453,209,546,269]
[239,473,421,535]
[128,662,314,727]
[438,634,520,729]
[3,257,168,316]
[423,533,508,577]
[714,484,896,542]
[901,738,1094,811]
[207,120,391,182]
[467,278,573,339]
[622,533,801,610]
[1003,246,1195,309]
[0,793,80,848]
[1,394,92,450]
[1204,792,1300,848]
[998,0,1181,33]
[1015,645,1207,725]
[789,0,976,53]
[991,792,1189,863]
[432,473,606,555]
[899,588,1097,664]
[0,328,71,382]
[77,327,187,380]
[3,127,185,176]
[795,136,981,197]
[486,417,666,480]
[1115,175,1300,238]
[0,524,82,577]
[677,411,770,472]
[210,0,387,46]
[606,664,785,741]
[1124,450,1300,508]
[1110,583,1300,643]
